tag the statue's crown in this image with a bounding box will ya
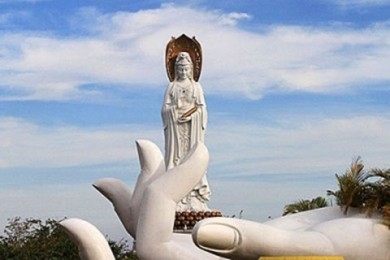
[175,52,192,66]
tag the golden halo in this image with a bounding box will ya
[165,34,202,82]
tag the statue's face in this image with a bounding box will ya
[176,64,192,80]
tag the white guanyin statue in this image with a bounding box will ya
[161,51,211,211]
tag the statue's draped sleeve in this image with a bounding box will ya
[190,82,207,144]
[162,82,176,169]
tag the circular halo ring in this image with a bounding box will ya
[165,34,202,82]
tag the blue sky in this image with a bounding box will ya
[1,0,390,240]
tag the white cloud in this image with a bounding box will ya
[207,114,390,177]
[217,12,251,26]
[203,23,390,99]
[0,183,130,241]
[0,117,162,168]
[0,5,390,101]
[2,113,389,175]
[330,0,390,7]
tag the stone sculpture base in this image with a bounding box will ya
[174,210,223,232]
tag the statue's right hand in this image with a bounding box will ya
[178,116,191,123]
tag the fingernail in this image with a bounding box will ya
[193,223,240,251]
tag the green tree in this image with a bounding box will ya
[283,196,329,216]
[363,168,390,226]
[0,217,79,259]
[326,157,368,214]
[327,157,390,228]
[0,217,138,259]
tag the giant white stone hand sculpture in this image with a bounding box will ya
[63,139,389,260]
[94,139,222,259]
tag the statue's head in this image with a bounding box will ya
[175,52,193,81]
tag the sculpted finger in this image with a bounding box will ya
[135,139,165,180]
[132,140,165,201]
[192,217,335,259]
[130,140,165,236]
[153,142,209,202]
[93,178,134,238]
[60,218,115,260]
[136,142,209,259]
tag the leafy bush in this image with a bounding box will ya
[0,217,138,259]
[283,196,329,216]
